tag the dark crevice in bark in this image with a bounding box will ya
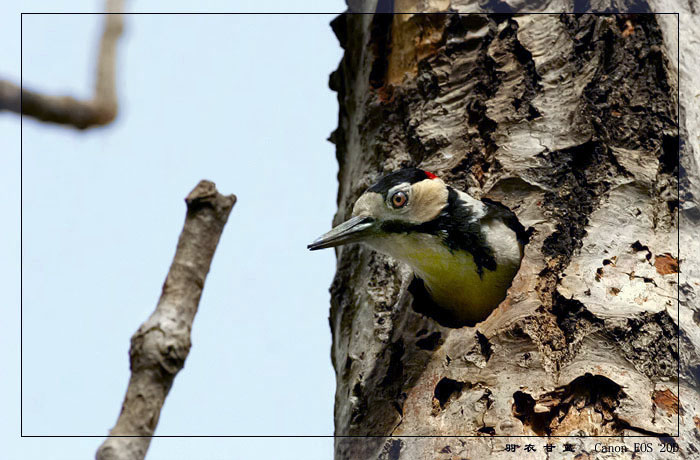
[369,10,394,90]
[512,390,546,434]
[478,425,496,435]
[499,19,543,121]
[631,240,653,259]
[476,330,493,361]
[379,439,403,460]
[416,331,443,350]
[607,310,679,380]
[551,293,604,344]
[416,60,440,100]
[661,133,680,175]
[513,374,625,436]
[433,377,467,411]
[538,141,612,265]
[381,340,405,387]
[461,21,502,150]
[444,14,491,54]
[350,381,368,425]
[616,421,676,438]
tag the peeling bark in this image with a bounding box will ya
[329,2,695,459]
[96,181,236,460]
[0,0,123,129]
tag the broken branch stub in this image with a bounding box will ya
[95,180,236,460]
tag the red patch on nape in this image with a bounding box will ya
[424,171,438,180]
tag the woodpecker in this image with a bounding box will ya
[308,168,526,324]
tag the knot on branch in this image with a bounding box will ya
[129,323,191,376]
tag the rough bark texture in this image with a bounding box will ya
[0,0,123,129]
[329,2,697,459]
[96,181,236,460]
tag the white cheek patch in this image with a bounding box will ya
[408,178,449,223]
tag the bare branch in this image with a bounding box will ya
[96,180,237,460]
[0,0,124,129]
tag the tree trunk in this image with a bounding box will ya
[328,3,698,459]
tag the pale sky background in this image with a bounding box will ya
[2,1,349,459]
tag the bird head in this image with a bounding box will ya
[308,167,526,324]
[307,168,453,251]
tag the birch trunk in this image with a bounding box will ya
[328,3,698,459]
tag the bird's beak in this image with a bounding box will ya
[307,216,376,251]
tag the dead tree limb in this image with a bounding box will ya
[0,0,124,129]
[96,180,236,460]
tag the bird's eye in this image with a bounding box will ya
[391,191,408,208]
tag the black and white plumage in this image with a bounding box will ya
[308,168,526,324]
